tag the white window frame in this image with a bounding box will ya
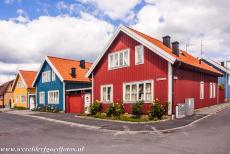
[123,80,154,103]
[100,85,113,103]
[39,92,45,104]
[135,45,144,65]
[20,95,26,103]
[108,48,130,70]
[200,81,204,99]
[210,82,213,98]
[42,71,51,83]
[213,83,216,98]
[51,70,56,81]
[48,90,59,104]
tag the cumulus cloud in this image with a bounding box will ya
[133,0,230,60]
[0,12,114,84]
[82,0,140,19]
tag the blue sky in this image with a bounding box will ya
[0,0,229,83]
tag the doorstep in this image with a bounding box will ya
[29,112,206,131]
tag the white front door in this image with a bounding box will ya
[29,96,35,110]
[84,93,91,114]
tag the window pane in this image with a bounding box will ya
[124,51,128,66]
[138,83,144,100]
[125,85,130,101]
[119,52,124,66]
[145,83,152,101]
[110,55,114,68]
[102,87,106,101]
[107,87,111,102]
[131,84,137,101]
[114,53,119,67]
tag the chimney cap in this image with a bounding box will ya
[163,35,171,39]
[172,41,179,45]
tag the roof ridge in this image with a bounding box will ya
[47,56,93,64]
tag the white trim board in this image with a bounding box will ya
[32,56,64,87]
[66,87,92,92]
[86,25,176,78]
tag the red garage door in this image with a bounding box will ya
[66,94,84,113]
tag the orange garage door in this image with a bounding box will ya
[66,94,84,113]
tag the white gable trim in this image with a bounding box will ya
[32,56,64,87]
[12,71,28,90]
[86,26,176,77]
[202,57,230,74]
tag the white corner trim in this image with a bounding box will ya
[86,25,176,78]
[156,77,167,81]
[168,62,173,115]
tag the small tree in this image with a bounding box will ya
[106,102,124,117]
[132,101,144,118]
[149,101,165,120]
[90,101,102,115]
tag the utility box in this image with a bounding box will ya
[185,98,195,116]
[176,104,186,118]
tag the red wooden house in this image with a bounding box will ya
[86,26,222,115]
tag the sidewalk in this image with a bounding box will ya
[6,102,230,132]
[195,102,230,115]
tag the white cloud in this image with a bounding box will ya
[0,12,114,83]
[82,0,140,19]
[56,1,79,15]
[133,0,230,59]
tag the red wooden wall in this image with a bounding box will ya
[173,68,218,110]
[93,32,169,113]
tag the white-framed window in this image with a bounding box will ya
[210,82,213,98]
[108,49,130,69]
[16,95,19,103]
[17,81,24,88]
[42,71,51,83]
[200,81,204,99]
[20,95,26,103]
[39,92,45,104]
[51,70,56,81]
[101,85,113,102]
[48,90,59,104]
[213,83,216,98]
[123,80,153,102]
[135,45,144,65]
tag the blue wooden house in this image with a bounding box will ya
[32,56,93,113]
[202,57,230,100]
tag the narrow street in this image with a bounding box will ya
[0,109,230,154]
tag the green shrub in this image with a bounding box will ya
[149,102,165,120]
[45,105,52,112]
[37,104,46,112]
[132,101,144,118]
[106,103,124,117]
[90,101,102,115]
[13,106,27,110]
[52,105,59,113]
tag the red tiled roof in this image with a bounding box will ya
[47,56,92,82]
[128,27,222,75]
[19,70,37,88]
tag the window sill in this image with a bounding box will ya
[108,65,129,71]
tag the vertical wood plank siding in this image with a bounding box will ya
[173,68,218,109]
[93,32,168,113]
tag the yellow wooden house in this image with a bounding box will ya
[12,70,37,109]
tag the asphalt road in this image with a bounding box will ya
[0,109,230,154]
